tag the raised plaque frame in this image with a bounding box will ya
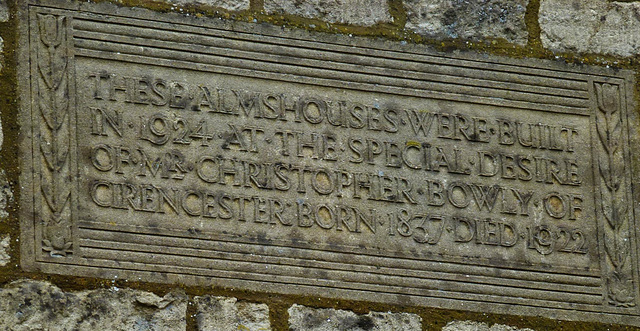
[18,0,640,325]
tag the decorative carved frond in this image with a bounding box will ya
[36,14,73,258]
[595,82,635,307]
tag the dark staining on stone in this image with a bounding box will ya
[81,296,110,321]
[503,26,516,39]
[442,8,457,27]
[314,269,329,280]
[442,8,458,38]
[188,227,202,235]
[301,310,325,328]
[256,232,270,244]
[356,315,375,329]
[571,1,582,11]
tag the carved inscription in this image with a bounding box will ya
[79,70,593,264]
[19,1,640,326]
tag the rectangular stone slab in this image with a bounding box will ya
[17,0,640,325]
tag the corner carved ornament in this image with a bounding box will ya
[35,13,73,258]
[595,82,635,307]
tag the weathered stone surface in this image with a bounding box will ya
[195,296,270,331]
[166,0,249,11]
[0,170,11,220]
[539,0,640,57]
[0,30,3,149]
[0,37,6,220]
[0,36,4,71]
[0,0,8,22]
[264,0,392,26]
[404,0,528,44]
[0,66,8,223]
[443,321,535,331]
[0,105,3,149]
[0,235,9,266]
[17,1,640,326]
[0,1,7,223]
[288,304,422,331]
[0,280,187,330]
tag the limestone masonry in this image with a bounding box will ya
[0,0,639,330]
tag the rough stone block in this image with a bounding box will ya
[264,0,392,26]
[0,32,3,147]
[443,321,535,331]
[0,5,7,223]
[539,0,640,57]
[0,235,9,266]
[0,0,7,22]
[195,296,270,331]
[0,280,187,330]
[288,304,422,331]
[167,0,249,11]
[0,98,3,148]
[404,0,528,45]
[0,170,11,220]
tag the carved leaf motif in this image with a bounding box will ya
[38,79,55,129]
[619,235,630,269]
[612,201,628,232]
[611,152,624,191]
[596,83,620,114]
[42,230,72,257]
[605,234,630,270]
[37,14,67,90]
[598,155,613,193]
[50,46,68,91]
[36,13,73,258]
[38,14,63,47]
[39,135,54,170]
[611,119,622,154]
[596,106,611,154]
[40,178,70,215]
[37,46,53,89]
[38,57,68,131]
[604,237,619,269]
[39,134,69,172]
[608,271,636,307]
[596,83,622,155]
[595,82,635,307]
[54,74,69,120]
[600,187,614,230]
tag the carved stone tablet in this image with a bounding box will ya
[18,0,640,325]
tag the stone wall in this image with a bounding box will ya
[0,0,638,330]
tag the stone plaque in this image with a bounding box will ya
[18,0,640,325]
